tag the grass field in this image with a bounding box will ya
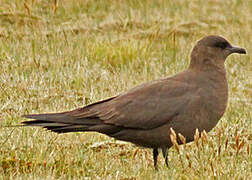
[0,0,251,179]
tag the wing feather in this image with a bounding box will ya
[69,77,197,130]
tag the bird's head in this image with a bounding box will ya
[190,35,246,70]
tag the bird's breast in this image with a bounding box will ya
[202,75,228,128]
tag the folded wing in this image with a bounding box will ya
[23,77,197,133]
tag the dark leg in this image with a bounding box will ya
[162,148,169,167]
[153,148,159,170]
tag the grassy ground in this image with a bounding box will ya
[0,0,251,179]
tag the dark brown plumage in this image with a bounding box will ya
[22,35,246,169]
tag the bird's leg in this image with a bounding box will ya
[153,148,159,170]
[162,148,169,167]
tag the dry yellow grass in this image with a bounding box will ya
[0,0,251,179]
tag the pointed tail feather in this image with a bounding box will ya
[22,113,100,133]
[21,109,123,136]
[46,125,90,133]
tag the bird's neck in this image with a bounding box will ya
[189,63,227,87]
[189,64,228,116]
[189,58,226,77]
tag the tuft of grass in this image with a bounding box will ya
[0,0,251,179]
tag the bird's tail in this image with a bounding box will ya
[21,112,121,135]
[22,113,93,133]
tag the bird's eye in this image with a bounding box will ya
[214,42,229,49]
